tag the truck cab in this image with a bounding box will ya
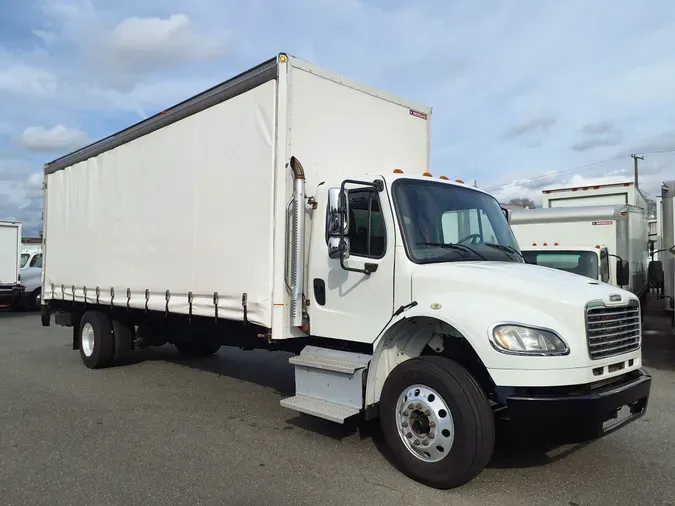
[295,171,650,480]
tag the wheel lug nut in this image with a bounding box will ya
[402,411,409,417]
[407,404,414,410]
[401,421,408,427]
[413,439,420,446]
[424,410,431,416]
[406,432,413,439]
[429,421,436,428]
[428,433,435,439]
[416,403,423,409]
[422,440,429,446]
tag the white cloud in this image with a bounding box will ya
[0,62,58,96]
[14,125,89,152]
[95,14,227,91]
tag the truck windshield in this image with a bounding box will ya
[392,179,522,263]
[522,250,599,279]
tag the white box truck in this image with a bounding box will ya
[40,54,652,489]
[649,181,675,323]
[510,204,649,299]
[542,181,648,211]
[0,220,23,307]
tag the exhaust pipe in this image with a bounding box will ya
[290,156,305,327]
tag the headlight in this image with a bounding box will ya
[490,324,569,355]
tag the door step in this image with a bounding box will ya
[280,395,361,423]
[280,345,372,424]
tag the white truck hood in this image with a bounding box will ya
[412,260,631,307]
[410,260,639,370]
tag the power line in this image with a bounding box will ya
[484,148,675,192]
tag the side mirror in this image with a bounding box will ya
[648,260,664,288]
[501,207,509,222]
[328,237,350,260]
[616,259,630,286]
[327,188,349,236]
[326,187,350,259]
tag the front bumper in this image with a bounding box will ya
[496,369,651,443]
[0,284,23,305]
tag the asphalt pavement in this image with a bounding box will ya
[1,300,674,506]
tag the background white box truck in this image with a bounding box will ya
[0,220,23,307]
[649,181,675,324]
[40,53,652,489]
[541,181,648,211]
[510,204,649,299]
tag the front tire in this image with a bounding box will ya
[379,355,495,489]
[79,310,115,369]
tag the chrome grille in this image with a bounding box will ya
[586,302,641,360]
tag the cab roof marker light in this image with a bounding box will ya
[393,168,404,174]
[422,172,433,177]
[543,242,548,246]
[455,179,464,184]
[554,242,559,246]
[439,175,449,180]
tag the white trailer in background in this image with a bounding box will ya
[510,204,649,299]
[40,53,652,489]
[650,181,675,323]
[542,181,648,211]
[0,220,23,307]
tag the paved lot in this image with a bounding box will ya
[1,303,674,506]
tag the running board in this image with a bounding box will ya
[280,345,372,424]
[280,395,361,423]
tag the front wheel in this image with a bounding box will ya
[379,355,495,489]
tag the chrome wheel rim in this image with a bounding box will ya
[395,384,455,463]
[81,323,95,357]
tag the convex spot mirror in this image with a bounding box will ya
[327,187,350,259]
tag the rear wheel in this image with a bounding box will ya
[379,355,495,489]
[112,319,133,365]
[79,310,115,369]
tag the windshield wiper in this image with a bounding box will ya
[416,242,488,260]
[484,243,524,261]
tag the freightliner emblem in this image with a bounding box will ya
[609,294,622,302]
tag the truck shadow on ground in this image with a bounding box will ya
[131,345,594,470]
[128,345,297,397]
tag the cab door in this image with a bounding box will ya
[307,178,395,343]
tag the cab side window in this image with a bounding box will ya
[30,253,43,268]
[347,189,386,258]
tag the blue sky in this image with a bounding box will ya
[1,0,675,235]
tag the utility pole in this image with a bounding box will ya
[631,153,644,188]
